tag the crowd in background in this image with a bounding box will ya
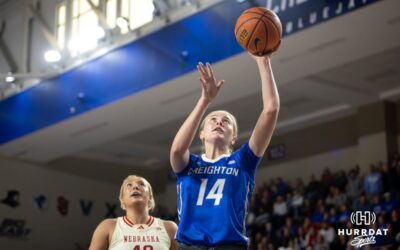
[247,152,400,250]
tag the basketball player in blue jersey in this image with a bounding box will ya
[89,175,178,250]
[170,53,280,249]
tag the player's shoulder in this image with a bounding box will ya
[98,218,117,231]
[189,152,201,162]
[159,218,178,234]
[233,142,255,157]
[92,218,117,238]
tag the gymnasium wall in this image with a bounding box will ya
[45,156,170,194]
[256,146,358,186]
[0,156,122,250]
[265,115,358,164]
[259,101,397,180]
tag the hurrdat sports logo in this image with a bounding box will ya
[337,211,389,248]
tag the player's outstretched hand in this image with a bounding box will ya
[197,62,225,103]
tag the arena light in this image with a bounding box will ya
[5,72,15,82]
[68,36,98,55]
[44,50,62,62]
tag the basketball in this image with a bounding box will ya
[234,7,282,56]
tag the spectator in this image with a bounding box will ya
[311,204,326,225]
[381,162,397,194]
[371,222,385,247]
[302,217,313,234]
[353,194,371,212]
[384,223,396,249]
[295,177,306,195]
[273,195,288,225]
[364,164,382,201]
[277,226,291,249]
[328,207,339,226]
[320,168,333,198]
[389,151,400,169]
[325,186,336,207]
[273,195,288,216]
[253,207,269,226]
[296,227,308,250]
[285,217,298,238]
[391,210,400,233]
[264,221,276,243]
[335,235,349,249]
[256,235,267,250]
[382,192,398,213]
[305,174,321,200]
[372,195,384,215]
[314,234,329,250]
[319,221,336,247]
[321,167,333,185]
[301,198,313,218]
[332,186,347,208]
[334,170,348,191]
[306,226,318,247]
[347,168,363,207]
[290,189,304,218]
[338,204,351,224]
[276,177,290,196]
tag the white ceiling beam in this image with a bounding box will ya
[86,0,113,33]
[0,20,18,72]
[28,3,61,51]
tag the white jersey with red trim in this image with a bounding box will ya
[109,216,170,250]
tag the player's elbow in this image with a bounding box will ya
[259,104,279,125]
[263,102,280,116]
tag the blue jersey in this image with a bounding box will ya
[175,142,262,246]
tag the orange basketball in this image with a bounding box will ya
[234,7,282,56]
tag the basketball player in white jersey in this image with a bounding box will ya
[89,175,178,250]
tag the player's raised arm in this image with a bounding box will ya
[248,54,280,157]
[170,62,225,173]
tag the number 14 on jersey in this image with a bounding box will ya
[196,178,226,206]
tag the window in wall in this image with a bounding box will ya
[120,0,155,33]
[56,2,66,49]
[106,0,117,28]
[70,0,101,55]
